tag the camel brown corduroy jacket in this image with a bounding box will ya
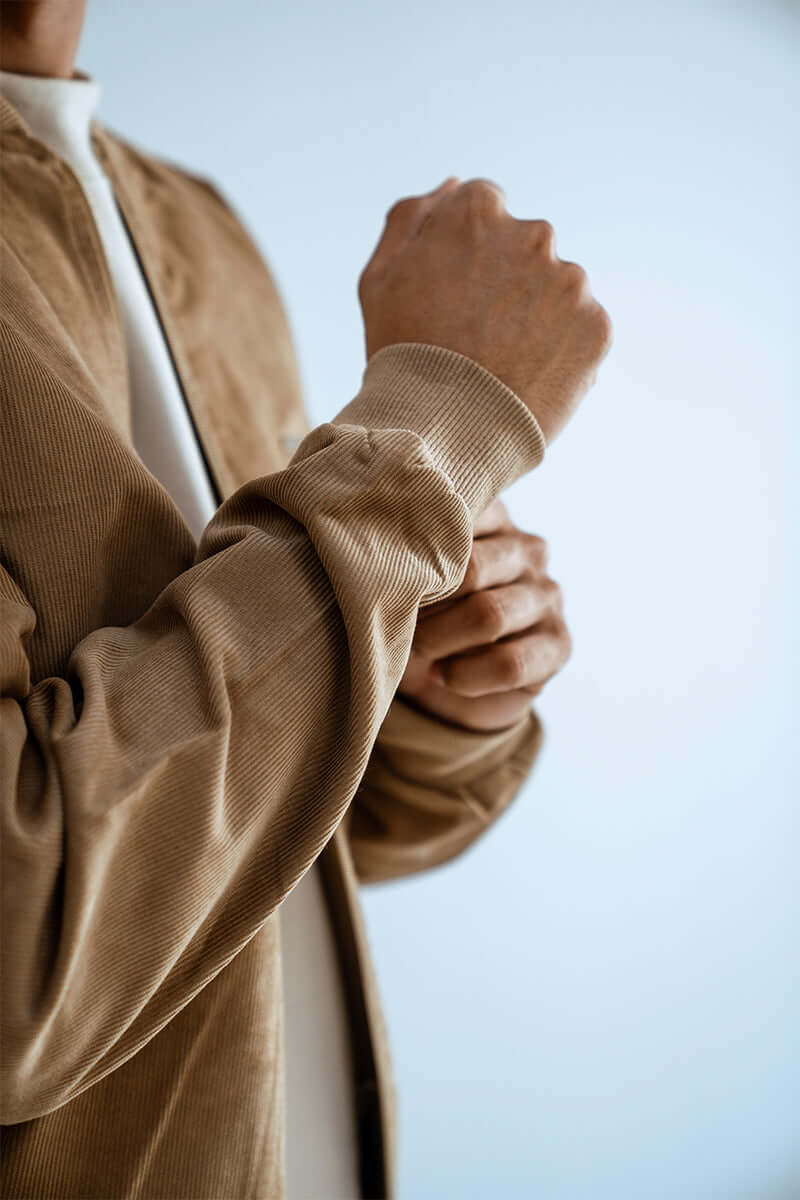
[0,91,546,1199]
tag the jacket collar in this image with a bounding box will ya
[0,86,227,502]
[0,90,24,133]
[1,87,108,163]
[0,87,110,172]
[0,86,306,507]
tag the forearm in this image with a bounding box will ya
[348,693,543,883]
[1,339,543,1123]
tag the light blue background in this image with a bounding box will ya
[80,2,798,1196]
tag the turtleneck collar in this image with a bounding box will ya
[0,67,103,182]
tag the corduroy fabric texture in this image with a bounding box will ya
[0,91,546,1199]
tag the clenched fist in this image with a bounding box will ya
[396,499,572,732]
[358,177,612,443]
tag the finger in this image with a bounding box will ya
[446,688,537,732]
[449,533,533,601]
[420,535,553,617]
[439,625,571,697]
[408,684,536,734]
[414,580,559,661]
[441,177,509,221]
[419,523,527,616]
[369,177,461,268]
[518,217,557,260]
[472,498,513,537]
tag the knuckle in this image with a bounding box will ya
[591,302,614,353]
[550,585,566,619]
[474,589,506,637]
[559,259,588,292]
[547,619,573,670]
[385,194,418,223]
[525,532,548,566]
[498,643,527,686]
[455,178,506,214]
[528,218,556,251]
[543,576,561,602]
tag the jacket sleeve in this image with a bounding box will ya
[347,694,544,883]
[0,336,545,1124]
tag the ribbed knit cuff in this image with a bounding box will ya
[333,342,546,516]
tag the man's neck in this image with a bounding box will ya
[0,0,87,79]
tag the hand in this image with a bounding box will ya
[358,177,612,443]
[396,499,572,733]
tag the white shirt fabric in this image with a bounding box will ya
[0,68,361,1200]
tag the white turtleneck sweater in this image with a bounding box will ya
[0,68,360,1200]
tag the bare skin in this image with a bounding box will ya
[364,179,611,728]
[0,0,86,78]
[1,2,611,733]
[359,177,612,443]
